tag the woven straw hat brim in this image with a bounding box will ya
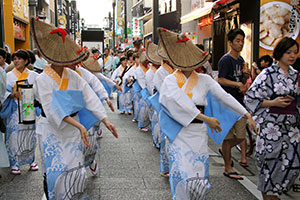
[157,40,168,60]
[157,27,211,71]
[146,42,161,65]
[139,51,147,63]
[81,50,102,72]
[31,18,89,66]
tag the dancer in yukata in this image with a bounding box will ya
[135,52,150,131]
[2,49,39,175]
[153,41,175,177]
[244,37,300,200]
[111,56,133,114]
[31,18,118,200]
[145,41,161,148]
[157,28,256,200]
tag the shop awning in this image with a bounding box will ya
[180,2,214,24]
[180,0,236,24]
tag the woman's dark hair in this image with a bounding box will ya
[26,50,36,64]
[227,28,245,42]
[91,48,99,54]
[133,53,139,60]
[11,49,30,66]
[0,48,7,59]
[127,52,134,60]
[120,56,127,62]
[257,55,273,68]
[273,37,299,61]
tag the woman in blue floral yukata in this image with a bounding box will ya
[244,37,300,200]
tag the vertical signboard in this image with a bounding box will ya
[116,0,123,35]
[132,17,142,37]
[260,0,300,57]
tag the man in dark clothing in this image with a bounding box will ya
[218,28,249,180]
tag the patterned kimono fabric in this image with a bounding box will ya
[5,68,37,168]
[131,64,140,120]
[162,70,210,200]
[39,66,88,200]
[137,63,150,128]
[244,64,300,196]
[158,63,174,174]
[147,66,160,148]
[75,69,98,167]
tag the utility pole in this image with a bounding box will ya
[54,0,58,27]
[124,0,127,39]
[153,0,159,44]
[112,0,116,50]
[0,0,4,48]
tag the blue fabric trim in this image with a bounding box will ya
[204,91,243,145]
[0,85,17,119]
[148,91,161,113]
[159,106,183,142]
[51,90,99,130]
[132,81,142,97]
[99,79,112,97]
[141,88,151,106]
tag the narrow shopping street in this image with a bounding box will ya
[0,95,300,200]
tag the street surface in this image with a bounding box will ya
[0,94,299,200]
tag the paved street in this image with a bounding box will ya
[0,95,299,200]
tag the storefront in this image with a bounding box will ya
[180,1,214,55]
[3,0,30,52]
[211,0,260,70]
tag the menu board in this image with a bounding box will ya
[259,0,300,57]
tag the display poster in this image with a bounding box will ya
[14,19,26,40]
[260,0,300,57]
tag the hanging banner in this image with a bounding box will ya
[259,0,300,57]
[116,0,124,36]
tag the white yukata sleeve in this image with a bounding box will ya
[159,75,200,127]
[94,72,116,88]
[136,68,147,89]
[73,71,107,121]
[207,75,247,116]
[34,75,62,128]
[80,68,108,99]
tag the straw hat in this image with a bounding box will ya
[31,18,89,66]
[157,27,210,71]
[81,50,102,72]
[139,51,147,63]
[157,40,168,60]
[145,42,161,65]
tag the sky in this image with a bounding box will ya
[76,0,113,27]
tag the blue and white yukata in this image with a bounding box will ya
[94,71,116,98]
[153,63,174,174]
[135,64,150,128]
[125,64,139,120]
[0,67,9,168]
[111,65,132,112]
[159,72,247,200]
[146,66,160,148]
[34,66,107,200]
[75,66,109,167]
[3,68,38,168]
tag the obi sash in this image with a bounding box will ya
[269,101,297,115]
